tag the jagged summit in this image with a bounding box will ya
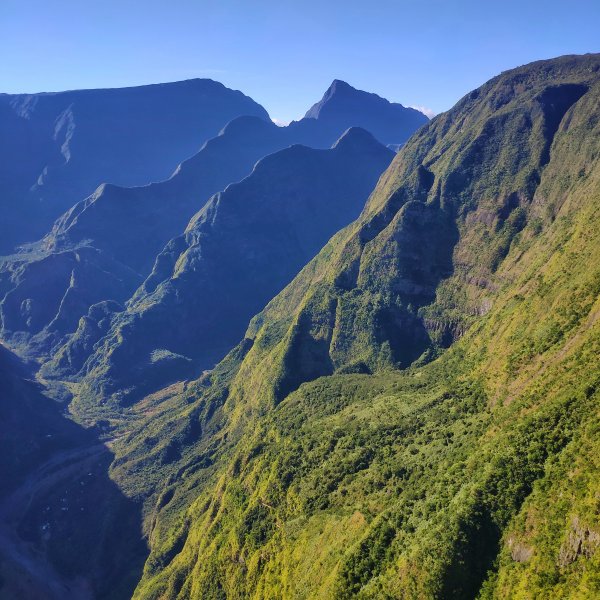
[303,78,428,145]
[316,78,356,99]
[305,79,391,118]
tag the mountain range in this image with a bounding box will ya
[111,54,600,599]
[0,80,424,401]
[1,54,599,600]
[56,128,394,410]
[0,79,270,253]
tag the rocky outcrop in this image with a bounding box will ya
[558,517,600,567]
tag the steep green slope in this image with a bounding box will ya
[105,54,600,599]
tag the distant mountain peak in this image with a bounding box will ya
[328,79,354,92]
[305,79,401,120]
[302,79,429,146]
[332,126,381,151]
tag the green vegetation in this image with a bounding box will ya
[9,56,600,599]
[91,55,600,598]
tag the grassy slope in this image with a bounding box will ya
[108,55,600,598]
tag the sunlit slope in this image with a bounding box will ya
[112,55,600,598]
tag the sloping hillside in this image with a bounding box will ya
[104,54,600,599]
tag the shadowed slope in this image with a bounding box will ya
[63,129,394,410]
[0,79,270,252]
[0,345,147,599]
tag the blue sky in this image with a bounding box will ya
[1,0,599,123]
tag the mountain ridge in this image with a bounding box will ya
[56,128,394,410]
[0,78,270,253]
[100,53,600,599]
[0,82,426,380]
[0,77,258,99]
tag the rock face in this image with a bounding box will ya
[507,536,534,563]
[0,79,270,252]
[558,517,600,567]
[60,129,394,406]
